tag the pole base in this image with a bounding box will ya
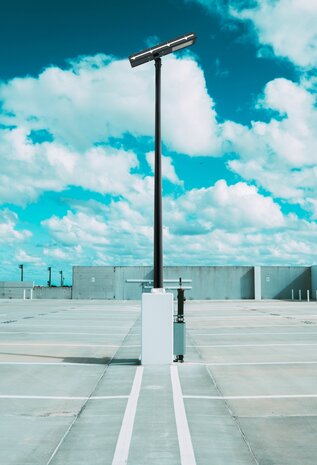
[141,292,173,365]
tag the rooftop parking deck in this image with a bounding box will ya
[1,299,317,464]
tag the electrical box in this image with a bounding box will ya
[173,321,186,356]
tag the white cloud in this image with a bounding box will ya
[190,0,317,70]
[223,77,317,208]
[230,0,317,69]
[42,211,110,246]
[145,151,182,185]
[15,249,42,264]
[0,125,140,205]
[0,53,221,207]
[41,179,300,267]
[0,54,220,156]
[43,245,83,261]
[0,209,31,243]
[166,180,285,235]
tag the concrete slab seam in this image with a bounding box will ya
[194,345,260,465]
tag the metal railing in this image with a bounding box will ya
[125,277,192,291]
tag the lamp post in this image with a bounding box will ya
[47,267,52,287]
[129,33,196,289]
[18,264,24,282]
[59,270,63,287]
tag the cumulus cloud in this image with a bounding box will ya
[41,179,299,267]
[223,77,317,209]
[15,249,42,264]
[0,53,220,156]
[230,0,317,69]
[145,151,182,185]
[0,52,222,207]
[42,211,111,246]
[166,180,286,235]
[0,125,140,205]
[0,209,31,243]
[189,0,317,70]
[42,200,153,264]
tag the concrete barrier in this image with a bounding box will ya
[0,281,34,299]
[33,287,72,299]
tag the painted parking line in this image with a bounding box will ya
[0,395,129,400]
[0,342,140,348]
[186,361,317,366]
[187,315,289,319]
[184,394,317,400]
[0,331,138,337]
[111,365,144,465]
[170,365,197,465]
[4,324,134,329]
[187,324,304,329]
[188,332,317,336]
[188,343,317,348]
[0,362,102,366]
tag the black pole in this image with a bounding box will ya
[48,267,51,287]
[19,264,23,282]
[60,271,63,287]
[154,57,163,289]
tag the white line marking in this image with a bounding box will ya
[187,324,303,329]
[0,395,128,400]
[185,361,317,367]
[183,394,317,400]
[111,365,143,465]
[188,343,317,348]
[6,325,133,330]
[0,343,140,348]
[170,365,197,465]
[0,331,138,336]
[0,362,102,366]
[188,332,317,336]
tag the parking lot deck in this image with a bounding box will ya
[1,299,317,464]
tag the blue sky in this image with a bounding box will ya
[0,0,317,285]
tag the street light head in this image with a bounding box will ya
[129,32,196,68]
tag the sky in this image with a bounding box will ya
[0,0,317,285]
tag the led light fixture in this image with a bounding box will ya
[129,33,196,68]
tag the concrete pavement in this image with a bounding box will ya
[1,299,317,464]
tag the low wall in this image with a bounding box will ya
[33,287,72,299]
[261,266,311,300]
[72,266,255,300]
[0,281,33,299]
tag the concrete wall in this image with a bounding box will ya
[72,266,117,299]
[311,266,317,300]
[33,287,72,299]
[0,281,34,299]
[72,266,254,300]
[261,266,311,300]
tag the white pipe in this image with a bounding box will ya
[307,290,310,302]
[299,290,302,301]
[23,289,26,300]
[30,289,33,300]
[291,289,294,301]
